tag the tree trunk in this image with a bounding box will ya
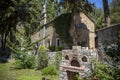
[1,32,4,50]
[103,0,110,27]
[69,12,79,46]
[1,27,5,50]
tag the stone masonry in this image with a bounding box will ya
[59,46,98,80]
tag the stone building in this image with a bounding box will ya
[97,23,120,49]
[35,12,96,49]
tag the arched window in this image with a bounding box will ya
[71,60,80,67]
[65,55,69,60]
[82,56,87,62]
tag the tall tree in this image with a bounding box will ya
[0,0,42,51]
[46,0,59,23]
[62,0,93,46]
[89,7,104,30]
[103,0,110,27]
[110,0,120,24]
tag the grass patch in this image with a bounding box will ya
[0,62,59,80]
[16,76,40,80]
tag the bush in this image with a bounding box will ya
[36,46,48,70]
[55,51,62,69]
[41,66,57,76]
[48,46,55,52]
[13,54,35,69]
[74,74,83,80]
[56,46,63,51]
[89,60,120,80]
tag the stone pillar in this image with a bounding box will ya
[60,70,68,80]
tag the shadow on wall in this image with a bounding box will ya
[70,13,89,47]
[76,22,89,47]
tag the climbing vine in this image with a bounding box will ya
[53,13,73,46]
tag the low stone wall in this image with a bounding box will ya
[48,52,56,65]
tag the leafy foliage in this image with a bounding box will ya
[7,27,37,69]
[89,60,120,80]
[56,46,63,51]
[7,27,34,54]
[62,0,93,13]
[90,0,120,30]
[41,65,58,76]
[55,51,62,69]
[13,54,35,69]
[91,61,113,80]
[110,0,120,24]
[46,0,59,23]
[7,26,44,69]
[60,0,93,45]
[48,46,55,52]
[0,0,42,50]
[53,13,72,45]
[89,8,105,30]
[36,46,48,70]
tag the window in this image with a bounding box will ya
[71,60,80,67]
[47,39,50,47]
[65,55,69,60]
[82,56,87,62]
[56,38,60,47]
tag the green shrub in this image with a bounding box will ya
[74,74,83,80]
[56,46,63,51]
[36,46,48,70]
[90,60,115,80]
[55,51,62,69]
[13,54,35,69]
[48,46,55,52]
[41,66,57,76]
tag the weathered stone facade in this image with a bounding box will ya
[38,12,95,49]
[97,24,120,49]
[48,52,56,65]
[69,13,95,49]
[60,46,98,80]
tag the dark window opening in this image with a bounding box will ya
[65,55,69,60]
[82,56,87,62]
[71,60,80,67]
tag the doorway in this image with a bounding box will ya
[67,71,79,80]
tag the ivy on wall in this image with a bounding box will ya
[53,13,73,46]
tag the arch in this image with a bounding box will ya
[71,59,80,67]
[65,55,69,60]
[82,56,87,62]
[67,71,79,80]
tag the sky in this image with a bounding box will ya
[57,0,112,9]
[88,0,112,9]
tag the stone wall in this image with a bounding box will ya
[97,24,120,49]
[80,13,95,49]
[33,12,96,49]
[59,46,98,80]
[69,12,95,49]
[48,52,56,65]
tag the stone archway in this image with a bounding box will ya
[67,71,79,80]
[71,59,80,67]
